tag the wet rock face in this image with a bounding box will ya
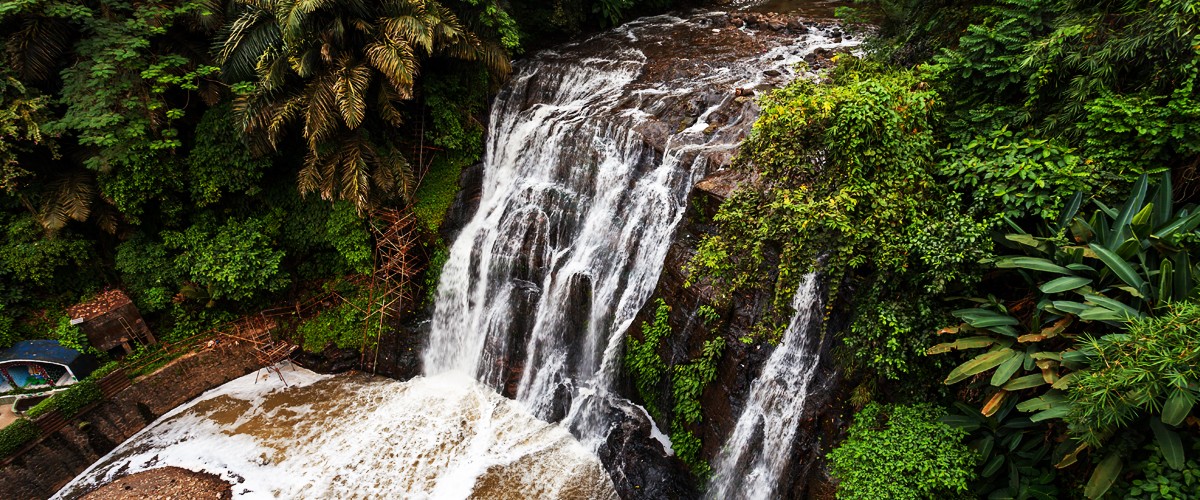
[439,161,486,244]
[293,325,426,381]
[618,171,851,499]
[596,399,699,500]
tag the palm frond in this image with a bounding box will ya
[334,57,372,128]
[39,170,95,231]
[365,40,416,98]
[6,17,73,82]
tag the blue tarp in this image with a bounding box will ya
[0,340,84,365]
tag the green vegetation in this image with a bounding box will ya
[625,299,726,478]
[828,403,978,500]
[297,284,391,352]
[0,0,683,352]
[0,418,39,457]
[25,379,102,420]
[689,0,1200,497]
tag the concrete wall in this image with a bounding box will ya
[0,343,261,500]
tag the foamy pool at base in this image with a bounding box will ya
[53,364,618,500]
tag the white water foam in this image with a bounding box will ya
[425,11,860,450]
[53,364,616,500]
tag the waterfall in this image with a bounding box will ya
[424,12,807,445]
[706,273,825,499]
[425,5,857,456]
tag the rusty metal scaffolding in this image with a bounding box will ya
[359,207,425,372]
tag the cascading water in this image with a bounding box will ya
[706,273,826,499]
[54,11,862,500]
[425,11,858,450]
[52,366,619,500]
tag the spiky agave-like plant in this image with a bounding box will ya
[219,0,510,212]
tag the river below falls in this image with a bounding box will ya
[53,363,617,500]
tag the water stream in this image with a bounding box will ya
[54,9,856,499]
[53,366,618,500]
[706,274,826,499]
[425,10,855,451]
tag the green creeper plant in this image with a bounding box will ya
[829,402,978,500]
[626,298,670,420]
[0,418,39,457]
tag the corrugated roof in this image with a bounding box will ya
[67,289,133,321]
[0,340,82,365]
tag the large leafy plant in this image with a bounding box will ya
[939,400,1061,500]
[932,173,1200,498]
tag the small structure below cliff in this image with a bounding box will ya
[67,290,156,357]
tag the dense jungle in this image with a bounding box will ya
[0,0,1198,498]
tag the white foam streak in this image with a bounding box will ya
[53,366,616,500]
[706,274,824,499]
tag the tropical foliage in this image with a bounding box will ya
[0,0,667,365]
[218,0,510,212]
[828,402,978,500]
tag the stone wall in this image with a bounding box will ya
[0,343,261,500]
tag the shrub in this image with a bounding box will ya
[24,379,102,420]
[828,403,977,500]
[0,418,39,457]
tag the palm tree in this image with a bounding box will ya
[218,0,510,212]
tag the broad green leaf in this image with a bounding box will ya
[1149,418,1185,470]
[1051,372,1079,390]
[1131,202,1154,229]
[1151,171,1173,227]
[1052,300,1092,315]
[1040,276,1092,294]
[946,349,1018,385]
[1173,251,1191,303]
[1078,308,1129,322]
[1109,174,1148,249]
[1006,233,1041,248]
[1094,200,1118,219]
[988,325,1020,338]
[982,455,1006,477]
[1159,259,1174,303]
[1027,483,1059,500]
[970,315,1021,328]
[992,355,1023,386]
[1018,390,1068,412]
[996,257,1073,275]
[1113,238,1140,260]
[1161,389,1195,426]
[938,415,981,432]
[928,336,997,354]
[1003,374,1047,391]
[1030,405,1071,422]
[1089,243,1148,295]
[1056,191,1084,232]
[1001,416,1040,429]
[1084,453,1123,499]
[1153,210,1200,239]
[976,435,995,460]
[1084,294,1141,320]
[954,402,988,423]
